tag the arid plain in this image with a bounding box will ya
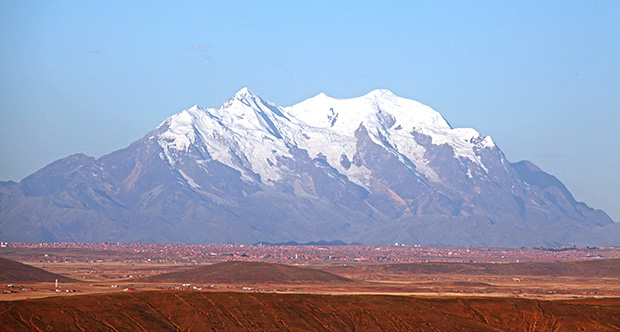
[2,244,620,331]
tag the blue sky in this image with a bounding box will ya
[1,1,619,221]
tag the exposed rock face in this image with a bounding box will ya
[0,89,616,246]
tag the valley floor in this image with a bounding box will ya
[2,245,620,331]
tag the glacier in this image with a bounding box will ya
[157,88,496,188]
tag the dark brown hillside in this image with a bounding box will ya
[1,291,620,331]
[144,260,354,284]
[332,257,620,278]
[0,257,75,283]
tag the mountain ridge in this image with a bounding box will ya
[0,88,616,246]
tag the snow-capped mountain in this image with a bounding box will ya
[158,88,494,187]
[0,88,616,246]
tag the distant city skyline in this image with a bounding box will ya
[1,1,618,221]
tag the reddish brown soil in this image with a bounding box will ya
[1,291,620,331]
[0,257,75,283]
[144,260,355,284]
[326,257,620,277]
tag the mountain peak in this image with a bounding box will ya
[364,89,395,99]
[234,87,259,99]
[222,87,272,110]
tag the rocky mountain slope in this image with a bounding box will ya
[0,88,616,246]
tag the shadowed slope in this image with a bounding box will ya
[1,291,619,331]
[144,261,354,284]
[334,258,620,277]
[0,257,75,283]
